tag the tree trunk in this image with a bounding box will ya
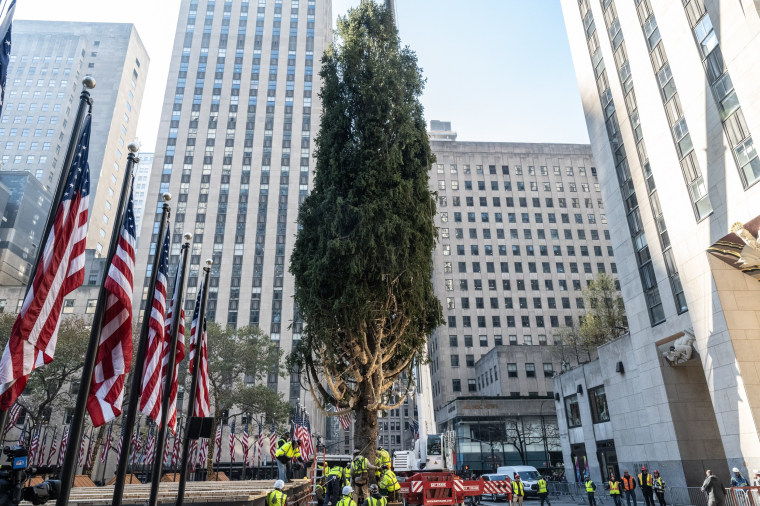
[353,378,378,475]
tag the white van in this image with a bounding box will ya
[496,466,541,497]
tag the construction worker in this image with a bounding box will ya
[326,466,344,506]
[585,475,597,506]
[345,462,352,488]
[316,477,326,506]
[339,486,357,506]
[275,438,302,483]
[638,466,654,506]
[363,484,388,506]
[622,470,637,506]
[730,467,749,487]
[652,471,665,506]
[276,434,291,452]
[352,449,378,504]
[752,469,760,487]
[537,475,551,506]
[512,473,525,506]
[379,463,400,501]
[375,446,391,477]
[269,480,288,506]
[609,473,622,506]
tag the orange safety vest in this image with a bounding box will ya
[638,473,653,487]
[622,476,635,491]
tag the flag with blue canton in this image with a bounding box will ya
[0,0,16,116]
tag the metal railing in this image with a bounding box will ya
[546,484,760,506]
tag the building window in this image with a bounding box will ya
[589,386,610,423]
[565,395,581,428]
[507,363,518,378]
[86,299,97,314]
[62,299,75,314]
[467,379,477,392]
[525,363,536,377]
[452,379,461,392]
[543,363,554,377]
[451,355,459,367]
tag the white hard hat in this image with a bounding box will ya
[274,480,285,490]
[343,486,354,495]
[754,469,759,475]
[733,467,740,473]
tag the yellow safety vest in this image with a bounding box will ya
[638,473,653,487]
[269,490,288,506]
[585,481,595,493]
[367,497,388,506]
[276,441,298,459]
[513,481,524,496]
[338,496,357,506]
[380,470,400,492]
[654,477,665,491]
[609,481,621,495]
[537,480,547,494]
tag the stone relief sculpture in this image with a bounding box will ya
[662,331,696,365]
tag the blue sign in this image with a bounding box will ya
[12,456,26,470]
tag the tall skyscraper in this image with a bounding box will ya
[560,0,760,485]
[132,151,154,242]
[0,21,149,260]
[133,0,332,426]
[427,125,618,471]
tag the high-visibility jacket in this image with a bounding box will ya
[344,465,352,486]
[609,481,621,495]
[268,490,288,506]
[622,476,636,491]
[585,480,596,493]
[537,479,547,494]
[316,485,326,501]
[513,481,524,496]
[352,456,368,474]
[366,496,387,506]
[276,441,300,460]
[338,495,357,506]
[276,438,288,449]
[653,477,665,493]
[379,470,400,492]
[638,473,653,487]
[329,467,343,479]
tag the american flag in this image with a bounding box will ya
[77,433,86,468]
[115,425,124,463]
[0,0,17,117]
[269,421,277,460]
[171,425,182,467]
[144,425,155,466]
[198,438,208,469]
[129,430,142,467]
[339,412,351,432]
[0,115,91,409]
[294,411,314,461]
[189,439,198,470]
[57,426,69,467]
[3,403,21,435]
[163,258,186,434]
[85,428,96,470]
[256,422,264,466]
[139,229,170,422]
[36,426,48,465]
[100,423,113,464]
[214,424,222,464]
[241,422,249,467]
[46,426,58,467]
[29,427,40,463]
[162,435,172,466]
[88,188,136,426]
[188,278,210,417]
[410,418,419,440]
[229,419,236,463]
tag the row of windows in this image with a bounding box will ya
[444,260,616,275]
[439,209,608,225]
[447,293,602,310]
[435,163,597,178]
[443,334,553,349]
[4,141,53,151]
[437,180,600,194]
[445,314,578,329]
[441,226,610,242]
[443,244,615,258]
[1,115,60,125]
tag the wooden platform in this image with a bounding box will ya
[66,478,311,506]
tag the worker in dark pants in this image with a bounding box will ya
[638,467,654,506]
[585,475,597,506]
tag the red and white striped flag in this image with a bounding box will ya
[139,229,170,423]
[0,116,91,409]
[162,435,172,466]
[269,422,277,460]
[57,426,69,467]
[100,423,113,464]
[3,403,21,435]
[188,278,210,417]
[198,438,208,469]
[241,422,249,468]
[77,435,86,468]
[162,258,186,434]
[88,189,136,426]
[229,420,236,463]
[172,425,182,467]
[339,413,351,431]
[115,430,124,463]
[36,426,48,466]
[214,424,222,464]
[189,439,198,470]
[29,427,40,463]
[144,426,155,466]
[46,426,58,467]
[257,423,264,466]
[129,431,141,467]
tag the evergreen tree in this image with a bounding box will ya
[289,2,442,456]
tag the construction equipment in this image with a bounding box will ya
[399,472,512,506]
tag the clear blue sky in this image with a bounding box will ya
[334,0,590,144]
[16,0,589,149]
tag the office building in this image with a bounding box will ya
[132,151,153,242]
[428,130,618,472]
[0,20,149,262]
[0,171,51,285]
[559,0,760,486]
[132,0,332,434]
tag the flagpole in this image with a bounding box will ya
[176,259,211,506]
[111,192,171,506]
[0,76,96,442]
[55,143,138,506]
[148,235,191,506]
